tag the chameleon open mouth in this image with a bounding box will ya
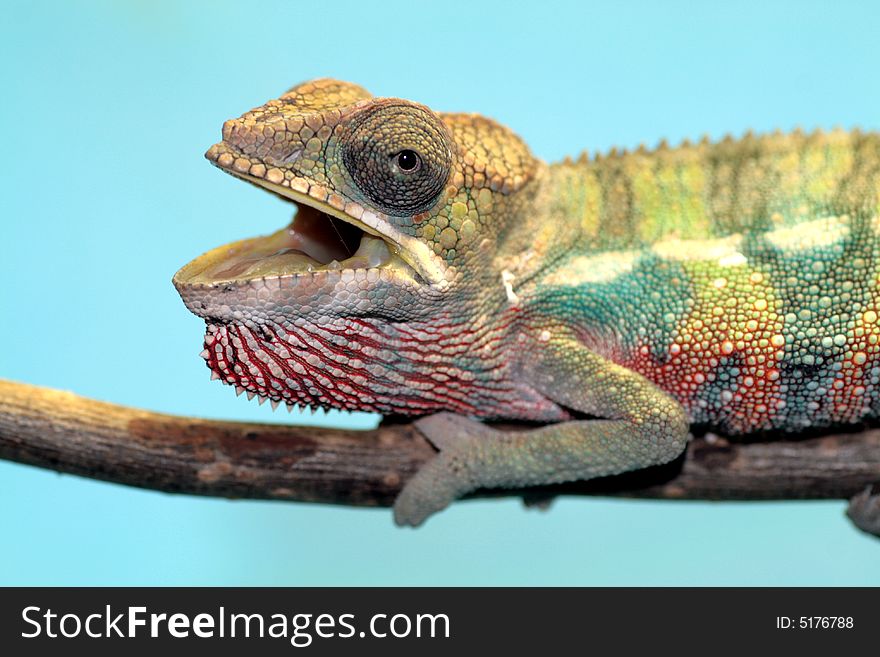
[173,199,414,286]
[173,146,447,288]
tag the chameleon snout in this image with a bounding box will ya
[212,114,308,172]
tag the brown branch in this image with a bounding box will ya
[1,378,879,535]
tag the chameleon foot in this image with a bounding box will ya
[393,413,491,527]
[846,485,880,538]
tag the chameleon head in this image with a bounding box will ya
[173,79,542,412]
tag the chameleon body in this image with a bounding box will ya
[174,79,880,526]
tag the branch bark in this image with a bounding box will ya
[1,378,879,535]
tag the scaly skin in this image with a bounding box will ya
[174,79,880,526]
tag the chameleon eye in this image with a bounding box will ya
[341,103,452,216]
[395,149,421,173]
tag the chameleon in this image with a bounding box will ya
[174,78,880,527]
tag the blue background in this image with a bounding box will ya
[2,0,879,585]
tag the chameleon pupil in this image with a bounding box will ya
[397,150,419,171]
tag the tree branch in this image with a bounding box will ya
[1,378,879,535]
